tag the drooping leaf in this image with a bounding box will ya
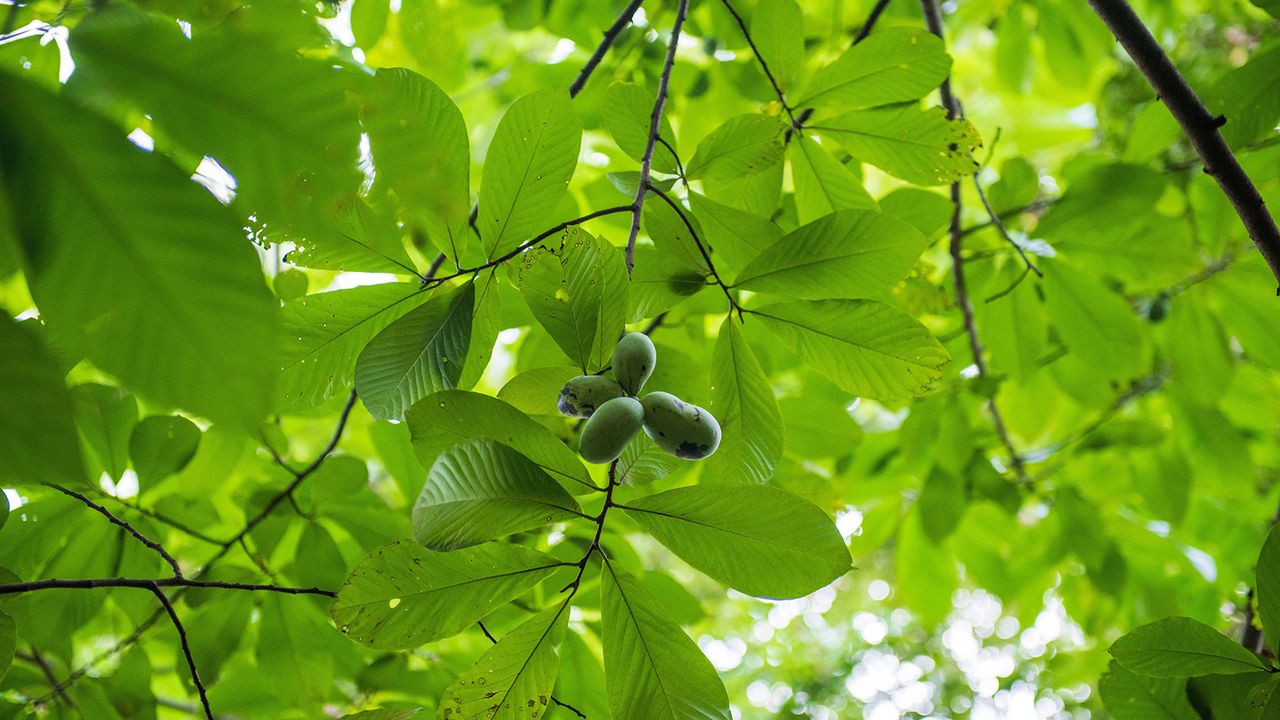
[435,601,570,720]
[0,72,278,428]
[816,105,980,186]
[622,485,850,599]
[788,136,877,224]
[498,366,583,417]
[600,562,730,720]
[517,229,629,372]
[274,282,429,413]
[70,383,138,483]
[351,0,390,49]
[705,319,783,485]
[478,88,582,259]
[412,439,583,550]
[128,415,202,487]
[356,281,474,421]
[458,268,504,390]
[795,28,951,109]
[1110,616,1268,677]
[0,314,85,487]
[746,0,805,92]
[734,210,929,299]
[603,82,679,174]
[331,540,565,650]
[256,594,335,705]
[406,390,595,492]
[685,114,786,181]
[752,300,949,400]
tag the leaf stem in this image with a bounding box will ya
[717,0,800,130]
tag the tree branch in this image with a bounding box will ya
[147,584,214,720]
[91,490,226,546]
[921,0,1028,484]
[852,0,893,45]
[717,0,799,129]
[1087,0,1280,291]
[17,648,76,708]
[644,184,741,316]
[48,483,185,577]
[624,0,689,276]
[569,0,645,97]
[0,577,335,597]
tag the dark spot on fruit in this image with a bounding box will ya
[676,442,710,459]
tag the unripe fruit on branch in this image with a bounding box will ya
[640,391,721,460]
[578,396,644,464]
[612,332,656,396]
[558,375,625,418]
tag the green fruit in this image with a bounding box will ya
[558,374,625,418]
[578,396,644,464]
[640,391,721,460]
[612,332,656,396]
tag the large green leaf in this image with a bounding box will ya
[406,390,596,492]
[746,0,805,92]
[752,300,949,400]
[517,229,629,372]
[1099,660,1198,720]
[788,136,877,224]
[0,315,84,487]
[331,540,566,650]
[795,28,951,109]
[412,439,584,550]
[603,82,679,174]
[815,105,980,185]
[256,594,334,705]
[356,281,474,421]
[1110,616,1268,677]
[0,72,278,427]
[1041,260,1146,380]
[686,114,786,181]
[1257,523,1280,655]
[1205,45,1280,149]
[69,6,363,229]
[616,434,682,486]
[621,486,850,599]
[478,88,582,259]
[0,610,13,685]
[128,415,202,487]
[687,192,781,282]
[436,601,570,720]
[600,563,730,720]
[70,383,138,483]
[704,319,783,485]
[458,268,504,390]
[362,68,470,259]
[274,282,429,413]
[734,210,929,299]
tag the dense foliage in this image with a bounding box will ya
[1,0,1279,718]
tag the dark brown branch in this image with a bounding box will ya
[624,0,689,275]
[49,483,185,577]
[1087,0,1280,291]
[148,584,214,720]
[972,176,1041,278]
[717,0,799,129]
[641,312,667,335]
[921,0,1028,485]
[17,648,76,708]
[569,0,645,97]
[644,184,741,316]
[92,491,225,546]
[0,577,335,597]
[853,0,893,44]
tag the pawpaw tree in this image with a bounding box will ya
[0,0,1279,717]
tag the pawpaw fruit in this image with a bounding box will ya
[612,332,656,396]
[640,391,721,460]
[578,396,644,464]
[558,375,626,418]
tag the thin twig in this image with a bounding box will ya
[148,584,214,720]
[17,648,76,708]
[49,484,185,577]
[569,0,645,97]
[624,0,690,276]
[641,312,667,335]
[853,0,893,44]
[643,184,741,316]
[958,198,1057,238]
[972,175,1041,278]
[0,577,335,597]
[717,0,800,129]
[92,491,226,546]
[1087,0,1280,291]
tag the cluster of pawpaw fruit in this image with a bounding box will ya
[558,332,721,464]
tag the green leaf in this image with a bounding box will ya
[1206,45,1280,149]
[0,73,277,428]
[498,366,582,416]
[686,114,786,181]
[1257,523,1280,655]
[687,192,781,282]
[752,300,949,400]
[795,28,951,109]
[478,88,582,259]
[735,210,929,299]
[1165,290,1233,407]
[70,383,138,483]
[342,711,421,720]
[1099,660,1199,720]
[128,415,202,487]
[878,187,954,238]
[69,6,362,229]
[603,82,679,174]
[256,594,334,705]
[1041,260,1146,380]
[331,540,565,650]
[274,282,429,413]
[459,269,504,390]
[1110,616,1268,677]
[600,562,730,720]
[0,314,84,486]
[705,319,783,485]
[616,434,682,486]
[747,0,805,92]
[406,390,595,492]
[0,610,13,685]
[517,229,629,372]
[351,0,390,49]
[642,194,711,275]
[356,281,474,421]
[894,508,957,626]
[362,68,470,259]
[185,591,253,687]
[816,105,980,185]
[412,439,583,550]
[788,136,878,224]
[436,601,570,720]
[623,485,850,599]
